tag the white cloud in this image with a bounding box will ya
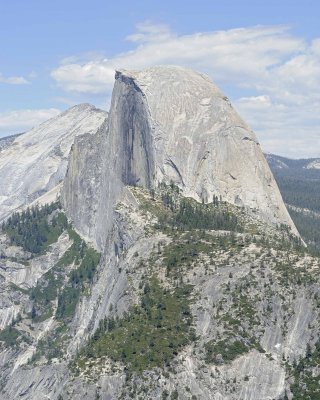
[51,24,304,94]
[0,73,30,85]
[126,20,174,43]
[0,108,61,136]
[52,62,116,94]
[235,96,320,158]
[50,22,320,157]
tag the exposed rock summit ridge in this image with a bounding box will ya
[0,104,107,221]
[63,66,298,247]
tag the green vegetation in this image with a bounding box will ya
[288,209,320,252]
[161,230,240,280]
[274,173,320,214]
[30,324,69,362]
[268,158,320,251]
[205,336,250,364]
[0,317,31,348]
[56,228,85,267]
[75,277,194,373]
[289,341,320,399]
[207,291,263,364]
[2,201,102,327]
[273,260,317,287]
[0,326,21,347]
[256,228,308,257]
[28,225,100,360]
[56,229,100,322]
[2,202,67,254]
[0,201,101,357]
[136,184,243,234]
[29,227,100,324]
[30,268,61,322]
[157,196,241,232]
[163,233,212,275]
[234,294,260,327]
[138,185,308,256]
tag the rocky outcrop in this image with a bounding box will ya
[62,119,108,245]
[113,66,296,231]
[0,104,107,222]
[2,187,316,400]
[63,66,298,249]
[1,66,311,400]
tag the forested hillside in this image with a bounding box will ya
[0,183,319,399]
[267,153,320,251]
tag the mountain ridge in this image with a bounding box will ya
[0,103,107,222]
[0,66,318,400]
[266,153,320,170]
[63,66,298,251]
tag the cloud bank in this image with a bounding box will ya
[2,22,317,158]
[51,23,305,95]
[0,108,60,135]
[50,22,320,158]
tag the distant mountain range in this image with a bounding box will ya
[266,153,320,172]
[266,153,320,251]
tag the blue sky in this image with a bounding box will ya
[0,0,319,157]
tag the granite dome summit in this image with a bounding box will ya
[0,66,313,400]
[63,65,298,247]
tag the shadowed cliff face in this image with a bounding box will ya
[0,67,317,400]
[114,71,155,188]
[63,66,298,249]
[115,67,297,234]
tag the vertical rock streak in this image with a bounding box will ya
[63,66,298,248]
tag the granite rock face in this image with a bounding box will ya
[1,66,312,400]
[0,104,107,222]
[62,118,108,245]
[63,66,297,249]
[113,66,296,231]
[0,187,318,400]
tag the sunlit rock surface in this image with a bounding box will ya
[63,66,297,250]
[0,104,107,221]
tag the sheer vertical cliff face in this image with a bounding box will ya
[1,67,316,400]
[0,104,107,222]
[63,66,297,249]
[112,71,155,188]
[61,119,108,245]
[62,73,156,249]
[114,66,297,233]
